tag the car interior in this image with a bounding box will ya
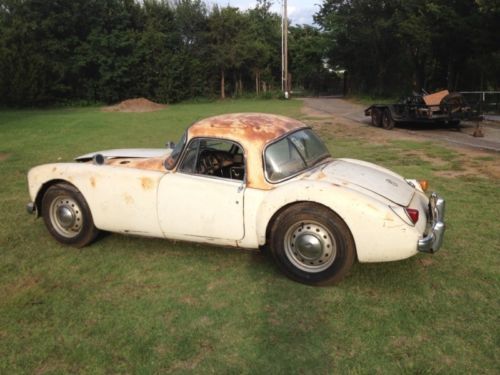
[179,139,245,181]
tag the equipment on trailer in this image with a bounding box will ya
[365,90,482,130]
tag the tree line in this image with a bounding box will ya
[315,0,500,96]
[0,0,335,106]
[0,0,498,106]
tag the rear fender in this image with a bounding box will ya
[256,180,421,262]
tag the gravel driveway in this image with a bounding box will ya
[301,97,500,152]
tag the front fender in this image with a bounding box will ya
[28,163,74,202]
[255,180,421,262]
[27,162,165,237]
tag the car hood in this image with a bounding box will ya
[75,148,171,161]
[304,158,415,206]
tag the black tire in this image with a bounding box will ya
[269,203,355,286]
[382,109,395,130]
[41,183,99,247]
[371,108,382,127]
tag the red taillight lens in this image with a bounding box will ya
[405,208,419,224]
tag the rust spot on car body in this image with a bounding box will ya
[141,177,154,190]
[107,157,165,172]
[124,193,134,204]
[133,157,165,171]
[187,113,307,190]
[90,176,96,187]
[315,171,327,180]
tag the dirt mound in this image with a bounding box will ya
[103,98,167,113]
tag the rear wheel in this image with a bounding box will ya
[382,109,395,130]
[41,183,99,247]
[371,108,382,127]
[269,203,355,285]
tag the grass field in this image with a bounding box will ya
[0,100,499,373]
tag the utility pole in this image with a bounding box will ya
[282,0,289,99]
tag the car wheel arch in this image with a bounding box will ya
[263,200,358,260]
[39,180,100,247]
[35,179,80,216]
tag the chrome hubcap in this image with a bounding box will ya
[284,221,337,273]
[56,206,75,228]
[49,195,83,238]
[296,233,323,260]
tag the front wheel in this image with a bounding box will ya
[269,203,356,285]
[41,183,100,247]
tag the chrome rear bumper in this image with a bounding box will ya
[418,193,445,253]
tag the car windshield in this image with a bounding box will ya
[265,129,330,182]
[164,131,187,170]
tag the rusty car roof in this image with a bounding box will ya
[186,113,308,190]
[187,113,306,143]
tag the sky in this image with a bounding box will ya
[208,0,320,25]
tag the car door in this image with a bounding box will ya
[157,138,245,241]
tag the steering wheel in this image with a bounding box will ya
[198,150,220,175]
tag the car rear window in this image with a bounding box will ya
[265,129,330,182]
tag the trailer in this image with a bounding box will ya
[365,90,482,130]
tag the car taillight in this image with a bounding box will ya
[405,208,419,224]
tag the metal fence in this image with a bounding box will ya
[460,91,500,114]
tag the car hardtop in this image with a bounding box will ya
[187,113,307,149]
[182,113,310,189]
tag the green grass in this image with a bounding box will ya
[1,100,499,373]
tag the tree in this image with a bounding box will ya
[172,0,209,99]
[289,25,338,95]
[207,6,246,99]
[315,0,500,95]
[0,0,96,105]
[246,0,281,95]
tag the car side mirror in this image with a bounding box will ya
[165,141,175,149]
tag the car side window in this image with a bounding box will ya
[178,138,245,181]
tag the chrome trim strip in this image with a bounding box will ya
[418,193,446,253]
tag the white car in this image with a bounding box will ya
[26,113,445,285]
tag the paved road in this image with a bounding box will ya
[484,114,500,122]
[302,97,500,152]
